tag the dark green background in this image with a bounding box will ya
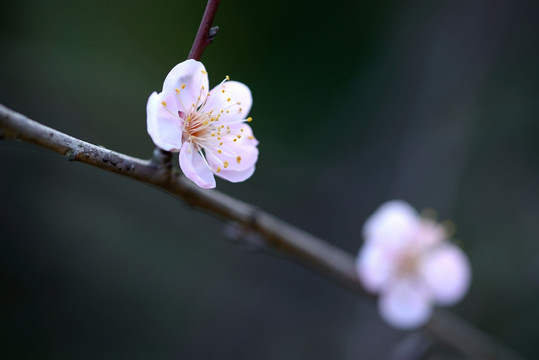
[1,0,538,358]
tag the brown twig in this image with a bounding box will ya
[0,103,524,360]
[188,0,221,61]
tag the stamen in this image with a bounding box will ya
[236,156,242,164]
[181,84,186,89]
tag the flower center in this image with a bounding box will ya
[181,111,216,151]
[398,251,419,276]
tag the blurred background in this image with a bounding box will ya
[1,0,538,358]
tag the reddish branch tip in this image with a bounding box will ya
[188,0,221,61]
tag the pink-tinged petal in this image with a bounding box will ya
[411,219,446,249]
[163,59,209,114]
[356,242,396,293]
[379,279,432,329]
[179,142,216,189]
[208,124,259,172]
[420,243,471,305]
[363,200,419,248]
[208,145,258,183]
[216,165,256,183]
[146,91,183,151]
[204,81,252,123]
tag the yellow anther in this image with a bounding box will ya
[247,117,253,122]
[217,137,221,140]
[238,108,242,113]
[181,84,186,89]
[219,142,223,145]
[216,166,221,173]
[201,70,207,74]
[237,135,242,139]
[236,102,241,105]
[221,89,225,93]
[161,101,167,106]
[225,75,230,81]
[248,136,254,140]
[236,156,242,164]
[226,110,230,113]
[175,88,180,93]
[227,98,231,102]
[240,129,244,132]
[211,133,215,136]
[202,85,205,90]
[217,150,222,154]
[223,161,229,168]
[233,138,237,142]
[220,110,224,113]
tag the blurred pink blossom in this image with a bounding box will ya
[146,59,259,189]
[356,200,471,329]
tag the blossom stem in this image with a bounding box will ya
[0,102,524,360]
[151,0,221,165]
[188,0,221,61]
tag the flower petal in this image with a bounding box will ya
[419,243,471,305]
[179,142,216,189]
[217,165,256,183]
[208,123,259,173]
[356,242,396,293]
[363,200,418,248]
[163,59,209,114]
[204,80,252,123]
[379,279,432,329]
[146,91,183,151]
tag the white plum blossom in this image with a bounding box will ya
[146,59,259,189]
[356,200,471,329]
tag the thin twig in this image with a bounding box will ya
[0,103,524,360]
[188,0,221,61]
[152,0,221,168]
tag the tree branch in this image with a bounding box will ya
[188,0,221,61]
[0,103,523,359]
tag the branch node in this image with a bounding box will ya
[65,148,78,161]
[223,222,266,252]
[208,26,219,41]
[151,147,173,168]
